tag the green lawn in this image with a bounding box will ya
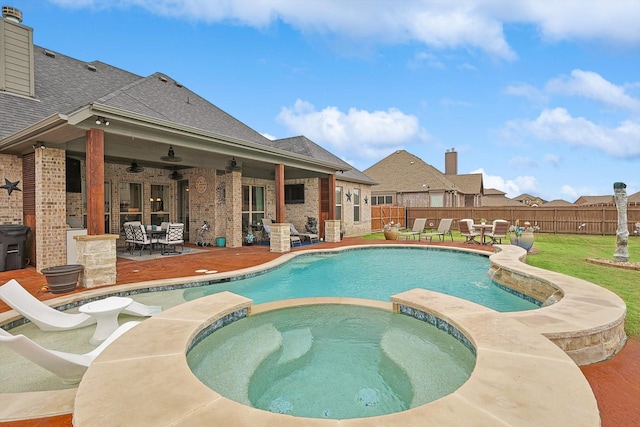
[363,232,640,337]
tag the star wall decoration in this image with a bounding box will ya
[346,191,352,202]
[1,178,21,196]
[364,196,368,204]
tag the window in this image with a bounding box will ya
[430,194,444,207]
[336,186,343,220]
[353,188,360,222]
[150,184,170,226]
[284,184,304,204]
[242,185,265,230]
[119,182,142,230]
[82,180,110,231]
[371,195,393,205]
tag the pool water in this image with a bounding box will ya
[184,248,538,312]
[187,304,476,419]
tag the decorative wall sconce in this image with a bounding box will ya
[32,142,46,150]
[95,116,109,126]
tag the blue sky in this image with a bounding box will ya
[16,0,640,201]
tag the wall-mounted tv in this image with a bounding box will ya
[66,157,82,193]
[284,184,304,204]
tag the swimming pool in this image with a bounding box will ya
[187,304,476,419]
[182,248,538,311]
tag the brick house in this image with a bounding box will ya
[363,149,484,207]
[0,7,374,280]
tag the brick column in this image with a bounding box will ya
[270,223,291,253]
[226,170,243,248]
[325,219,341,243]
[75,234,119,288]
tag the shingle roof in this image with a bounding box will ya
[363,150,458,192]
[0,47,141,139]
[448,173,483,194]
[543,199,575,207]
[575,195,614,206]
[274,136,376,184]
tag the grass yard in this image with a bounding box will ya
[364,231,640,337]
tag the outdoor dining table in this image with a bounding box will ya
[147,227,166,252]
[473,223,493,244]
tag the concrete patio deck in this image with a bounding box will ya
[1,238,638,426]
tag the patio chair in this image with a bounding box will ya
[130,223,157,255]
[290,222,319,243]
[0,279,161,332]
[158,223,185,254]
[422,219,454,242]
[483,219,509,244]
[399,218,427,240]
[0,321,140,384]
[122,221,140,253]
[459,219,481,244]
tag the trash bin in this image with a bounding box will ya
[216,237,226,247]
[0,225,30,271]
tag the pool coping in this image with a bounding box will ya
[71,292,600,426]
[0,243,626,422]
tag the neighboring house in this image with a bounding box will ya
[0,8,373,274]
[482,188,525,207]
[543,199,575,207]
[512,193,547,207]
[363,149,484,207]
[574,195,615,206]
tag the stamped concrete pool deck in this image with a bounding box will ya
[0,239,636,426]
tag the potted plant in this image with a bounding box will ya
[383,221,399,240]
[41,264,84,294]
[509,220,539,252]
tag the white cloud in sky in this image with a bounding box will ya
[473,168,538,198]
[546,70,640,112]
[261,132,276,141]
[543,154,561,167]
[503,108,640,158]
[503,83,548,104]
[277,99,429,161]
[50,0,640,59]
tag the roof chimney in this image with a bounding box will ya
[2,6,22,23]
[445,148,457,175]
[1,6,34,97]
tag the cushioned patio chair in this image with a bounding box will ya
[0,321,140,384]
[422,218,454,242]
[483,219,509,244]
[0,279,161,332]
[158,223,185,254]
[130,223,157,255]
[122,221,140,253]
[290,222,319,243]
[459,218,481,244]
[399,218,427,240]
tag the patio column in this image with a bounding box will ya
[328,173,336,219]
[85,128,105,235]
[275,163,285,223]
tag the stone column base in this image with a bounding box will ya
[75,234,119,288]
[270,223,291,253]
[325,220,341,243]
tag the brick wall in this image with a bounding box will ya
[0,154,23,224]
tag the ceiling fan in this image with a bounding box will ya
[126,160,144,173]
[168,169,183,180]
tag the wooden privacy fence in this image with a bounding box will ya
[371,205,640,235]
[370,205,406,231]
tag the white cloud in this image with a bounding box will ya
[277,99,429,162]
[503,108,640,158]
[546,70,640,112]
[50,1,640,59]
[503,83,548,104]
[473,168,538,198]
[261,132,276,140]
[543,154,560,167]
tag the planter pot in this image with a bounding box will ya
[510,231,535,252]
[42,264,84,294]
[384,226,399,240]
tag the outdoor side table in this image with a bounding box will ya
[79,296,133,345]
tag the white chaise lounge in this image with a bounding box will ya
[0,321,140,384]
[0,279,161,331]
